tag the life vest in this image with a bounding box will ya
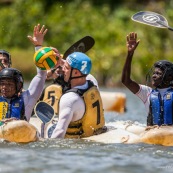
[147,88,173,126]
[40,84,62,115]
[0,96,25,120]
[65,81,105,138]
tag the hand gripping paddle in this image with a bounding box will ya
[34,101,55,138]
[63,36,95,59]
[131,11,173,31]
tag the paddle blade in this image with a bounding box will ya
[131,11,169,28]
[34,101,54,124]
[63,36,95,59]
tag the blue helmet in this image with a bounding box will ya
[66,52,92,75]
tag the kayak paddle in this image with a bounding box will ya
[63,36,95,59]
[131,11,173,31]
[34,101,55,137]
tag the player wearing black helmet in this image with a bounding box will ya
[0,68,23,95]
[151,60,173,87]
[0,50,12,70]
[0,67,47,121]
[122,32,173,126]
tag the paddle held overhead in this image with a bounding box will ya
[131,11,173,31]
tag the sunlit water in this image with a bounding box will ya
[0,88,173,173]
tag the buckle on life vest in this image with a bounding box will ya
[166,93,171,100]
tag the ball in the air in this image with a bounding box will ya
[34,47,57,70]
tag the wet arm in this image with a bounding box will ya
[122,32,140,94]
[27,24,48,46]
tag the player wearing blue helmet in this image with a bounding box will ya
[28,24,106,138]
[49,52,106,139]
[66,52,92,74]
[63,52,92,89]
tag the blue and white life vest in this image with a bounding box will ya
[0,96,25,120]
[148,88,173,126]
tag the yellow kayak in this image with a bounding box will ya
[0,120,38,143]
[100,91,126,113]
[1,118,173,146]
[1,100,172,146]
[29,117,173,146]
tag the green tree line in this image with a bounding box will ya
[0,0,173,87]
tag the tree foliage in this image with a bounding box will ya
[0,0,173,86]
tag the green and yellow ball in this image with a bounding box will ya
[34,47,57,70]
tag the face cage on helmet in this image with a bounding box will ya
[0,51,12,68]
[146,66,173,87]
[0,76,22,94]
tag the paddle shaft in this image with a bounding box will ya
[167,26,173,31]
[157,20,173,31]
[40,122,45,138]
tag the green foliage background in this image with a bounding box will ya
[0,0,173,87]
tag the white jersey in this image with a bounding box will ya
[51,75,99,138]
[135,84,152,114]
[22,68,46,121]
[86,74,99,89]
[135,84,171,115]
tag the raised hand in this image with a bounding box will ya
[50,47,63,67]
[126,32,140,53]
[46,48,65,80]
[27,24,48,46]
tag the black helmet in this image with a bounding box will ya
[154,60,173,76]
[0,68,23,93]
[154,60,173,85]
[0,50,12,67]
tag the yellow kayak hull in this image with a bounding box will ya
[1,118,173,146]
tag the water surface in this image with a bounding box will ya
[0,88,173,173]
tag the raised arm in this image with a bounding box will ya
[27,24,48,46]
[121,32,140,94]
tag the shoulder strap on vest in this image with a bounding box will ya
[14,95,26,120]
[65,80,95,96]
[147,89,156,126]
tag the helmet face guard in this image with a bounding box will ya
[0,50,12,68]
[146,60,173,87]
[154,60,172,70]
[0,68,23,94]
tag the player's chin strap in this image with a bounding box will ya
[69,67,87,80]
[66,67,87,89]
